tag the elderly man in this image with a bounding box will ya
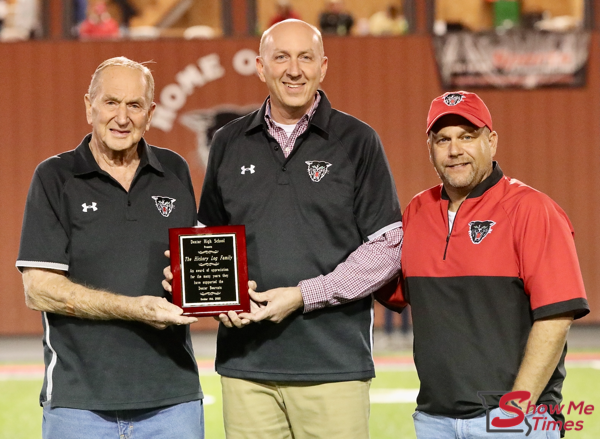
[377,91,589,438]
[195,19,402,439]
[16,57,203,439]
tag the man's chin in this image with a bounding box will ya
[104,139,137,152]
[282,98,309,109]
[443,176,474,190]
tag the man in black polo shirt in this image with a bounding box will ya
[196,19,402,439]
[16,57,203,438]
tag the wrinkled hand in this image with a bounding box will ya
[162,250,173,293]
[240,286,304,324]
[136,295,197,330]
[216,281,265,328]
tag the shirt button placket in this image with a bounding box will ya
[125,196,136,221]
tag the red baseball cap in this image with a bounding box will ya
[426,91,493,133]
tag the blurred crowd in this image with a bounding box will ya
[270,0,408,37]
[434,0,585,34]
[0,0,41,40]
[0,0,586,42]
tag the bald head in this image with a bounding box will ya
[255,18,328,124]
[260,19,324,58]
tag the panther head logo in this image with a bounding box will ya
[152,196,176,217]
[468,220,496,244]
[444,93,464,106]
[305,161,332,182]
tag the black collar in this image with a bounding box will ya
[441,162,504,201]
[73,134,163,176]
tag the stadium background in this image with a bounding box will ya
[1,1,599,437]
[2,36,600,334]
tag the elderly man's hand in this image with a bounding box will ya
[239,286,304,324]
[136,295,197,330]
[216,281,265,328]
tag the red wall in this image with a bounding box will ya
[1,34,599,334]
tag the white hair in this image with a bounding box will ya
[88,57,155,103]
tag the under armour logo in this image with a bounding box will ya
[82,202,98,212]
[241,165,255,174]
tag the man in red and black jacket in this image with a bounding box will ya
[377,91,589,438]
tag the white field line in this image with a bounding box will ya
[370,388,419,404]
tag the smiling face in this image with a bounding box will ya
[428,115,497,206]
[85,65,155,156]
[256,20,328,124]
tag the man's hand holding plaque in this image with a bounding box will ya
[243,286,304,324]
[214,283,304,328]
[163,261,256,327]
[163,224,305,325]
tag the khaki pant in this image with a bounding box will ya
[221,376,371,439]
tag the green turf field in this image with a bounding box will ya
[1,361,599,438]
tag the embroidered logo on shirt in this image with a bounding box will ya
[82,202,98,212]
[468,220,496,244]
[444,93,464,106]
[305,161,332,182]
[152,196,176,217]
[241,165,255,174]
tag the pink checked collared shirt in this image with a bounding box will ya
[264,94,403,313]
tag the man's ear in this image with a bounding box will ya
[489,130,498,159]
[256,57,266,83]
[145,102,157,132]
[427,137,433,164]
[84,94,93,125]
[320,56,328,82]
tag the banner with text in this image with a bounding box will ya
[433,30,590,89]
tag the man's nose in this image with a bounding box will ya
[115,104,128,124]
[287,58,301,77]
[448,138,463,156]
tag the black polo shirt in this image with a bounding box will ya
[199,91,402,382]
[16,134,202,410]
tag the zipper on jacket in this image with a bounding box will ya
[443,204,462,260]
[443,232,451,260]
